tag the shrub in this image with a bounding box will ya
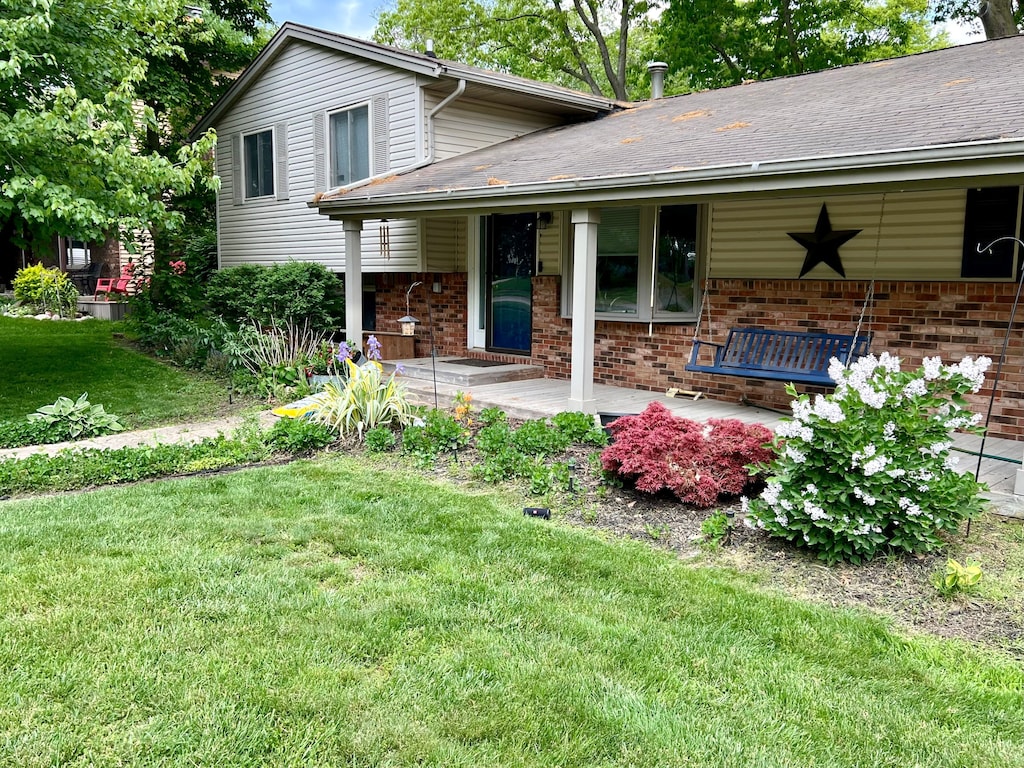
[221,320,328,400]
[264,417,337,455]
[600,402,775,508]
[12,264,79,317]
[27,393,123,441]
[745,353,991,564]
[126,309,231,370]
[206,262,345,328]
[315,360,415,439]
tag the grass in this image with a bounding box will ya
[0,316,233,427]
[1,456,1021,767]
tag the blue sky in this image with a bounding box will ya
[269,0,378,38]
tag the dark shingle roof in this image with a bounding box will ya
[318,37,1024,210]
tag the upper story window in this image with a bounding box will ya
[243,129,275,199]
[330,104,371,187]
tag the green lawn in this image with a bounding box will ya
[1,457,1021,767]
[0,316,232,426]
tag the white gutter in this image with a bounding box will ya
[317,138,1024,215]
[308,79,467,206]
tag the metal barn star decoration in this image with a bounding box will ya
[787,203,861,278]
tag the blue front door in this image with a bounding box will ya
[486,213,536,355]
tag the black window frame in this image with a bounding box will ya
[243,129,275,199]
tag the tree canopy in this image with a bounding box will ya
[0,0,272,279]
[658,0,944,92]
[375,0,655,100]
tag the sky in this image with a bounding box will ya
[268,0,378,39]
[268,0,984,46]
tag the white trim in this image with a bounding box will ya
[315,139,1024,217]
[241,127,276,200]
[327,101,373,188]
[466,215,485,349]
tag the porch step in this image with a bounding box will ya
[383,356,545,387]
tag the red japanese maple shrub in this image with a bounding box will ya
[600,402,775,508]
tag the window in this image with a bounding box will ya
[961,186,1022,279]
[580,205,700,321]
[596,208,641,314]
[330,104,370,187]
[655,205,698,316]
[243,129,274,198]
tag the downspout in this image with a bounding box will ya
[335,78,467,194]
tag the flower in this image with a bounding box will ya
[169,259,186,276]
[366,335,383,361]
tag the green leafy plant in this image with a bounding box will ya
[933,558,983,597]
[402,408,471,466]
[264,418,337,455]
[364,425,397,453]
[12,264,79,317]
[478,406,507,426]
[551,411,608,446]
[27,393,123,441]
[746,354,991,564]
[315,360,415,439]
[205,262,345,329]
[700,510,730,549]
[0,418,56,449]
[222,319,328,400]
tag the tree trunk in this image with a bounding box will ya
[980,0,1018,38]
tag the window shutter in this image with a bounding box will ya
[231,133,243,206]
[372,95,389,174]
[274,122,289,201]
[312,111,327,194]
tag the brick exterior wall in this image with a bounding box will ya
[373,273,469,359]
[376,273,1024,439]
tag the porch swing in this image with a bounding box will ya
[683,199,883,386]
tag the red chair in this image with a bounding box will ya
[94,264,134,300]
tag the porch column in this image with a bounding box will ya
[1015,458,1024,496]
[568,208,600,412]
[343,219,363,350]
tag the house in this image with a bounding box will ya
[197,27,1024,449]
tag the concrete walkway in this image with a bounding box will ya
[0,410,279,462]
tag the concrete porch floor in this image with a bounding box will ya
[391,361,1024,514]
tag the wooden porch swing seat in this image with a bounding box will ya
[685,327,872,386]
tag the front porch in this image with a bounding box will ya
[387,359,1024,509]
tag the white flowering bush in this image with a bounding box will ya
[745,353,991,564]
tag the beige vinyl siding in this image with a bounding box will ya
[427,95,561,160]
[537,212,563,276]
[709,189,966,280]
[215,40,422,271]
[422,217,468,272]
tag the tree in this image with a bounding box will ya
[0,0,218,282]
[933,0,1021,38]
[374,0,653,100]
[135,1,273,271]
[657,0,944,93]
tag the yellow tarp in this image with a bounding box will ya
[271,393,329,419]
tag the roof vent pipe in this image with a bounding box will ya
[647,61,668,99]
[425,38,436,58]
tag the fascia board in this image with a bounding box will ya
[317,140,1024,217]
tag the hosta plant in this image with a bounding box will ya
[745,353,991,564]
[27,393,124,441]
[600,402,775,508]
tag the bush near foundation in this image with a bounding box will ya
[600,402,775,508]
[745,354,991,564]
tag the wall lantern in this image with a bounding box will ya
[537,211,553,230]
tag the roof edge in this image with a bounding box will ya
[313,139,1024,215]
